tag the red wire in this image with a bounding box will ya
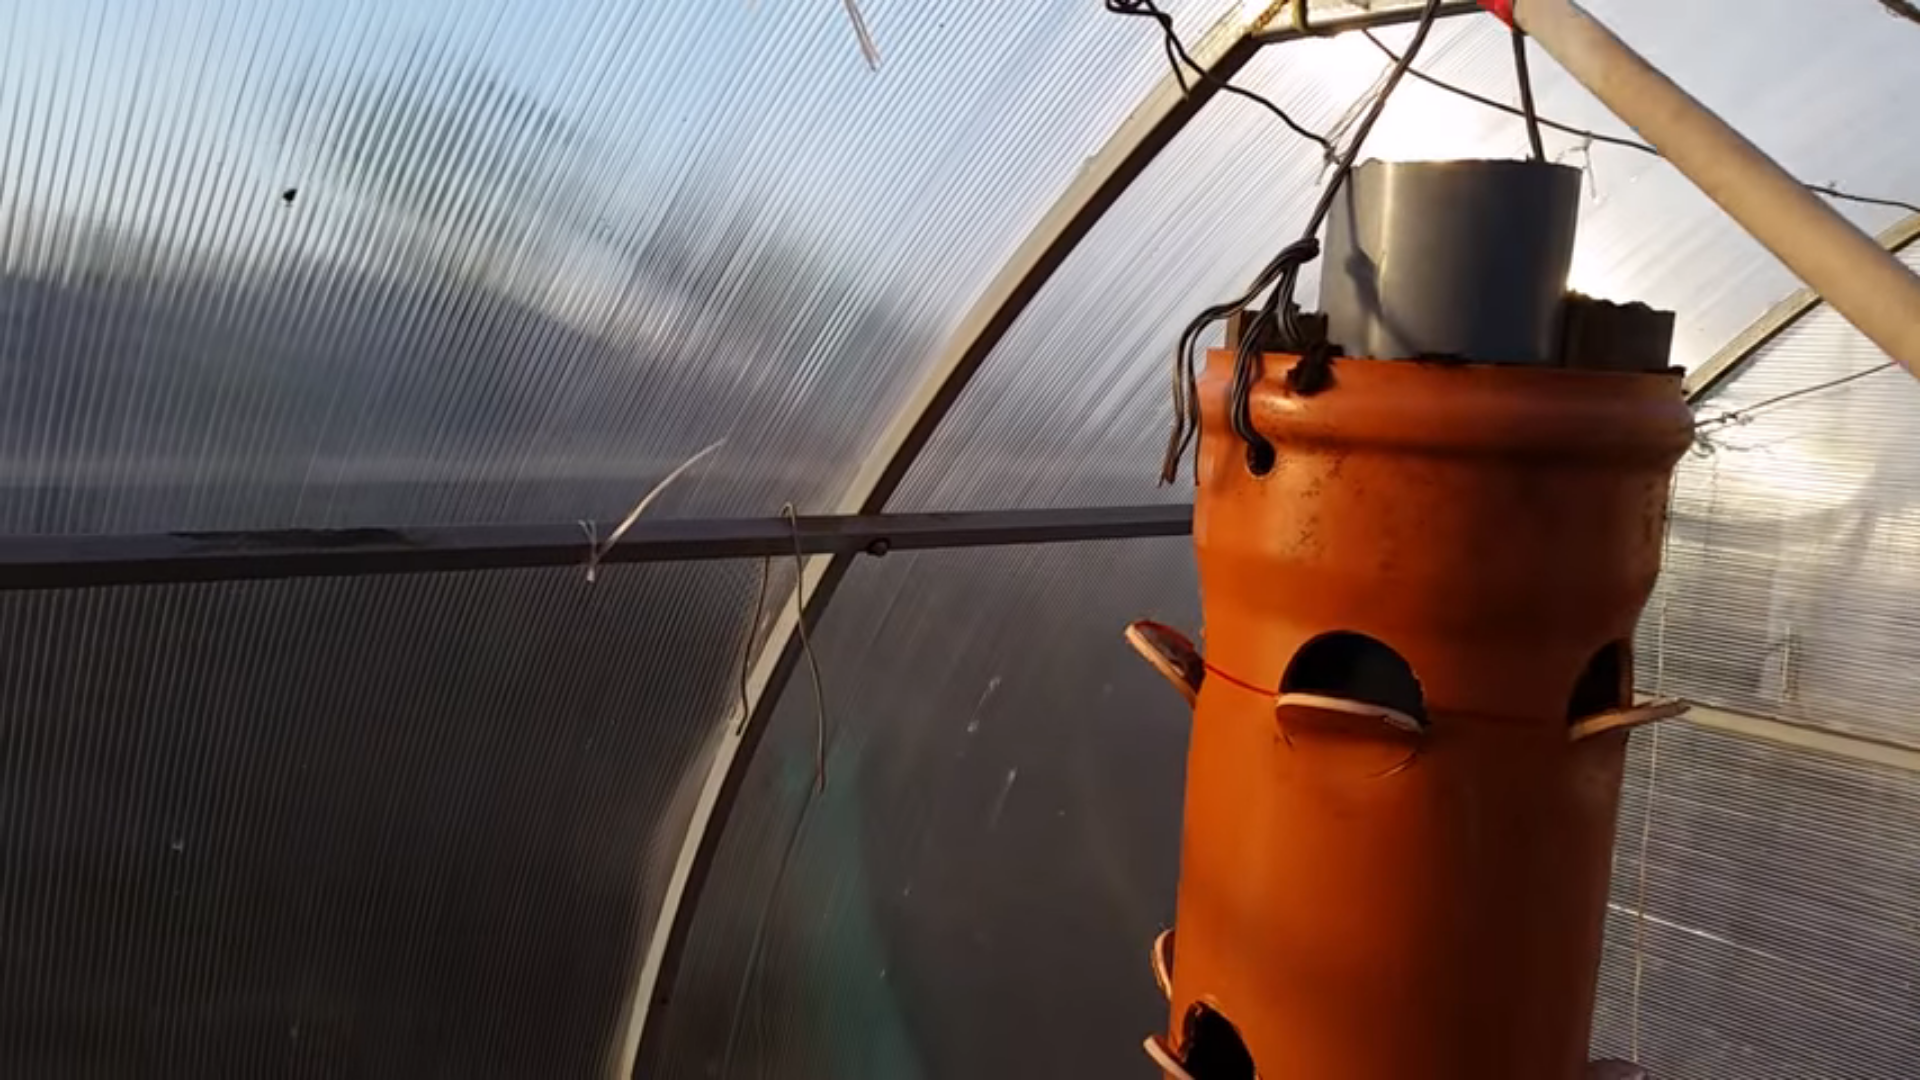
[1197,650,1422,779]
[1129,618,1279,697]
[1202,661,1278,698]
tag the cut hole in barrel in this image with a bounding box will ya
[1568,640,1631,720]
[1281,631,1426,724]
[1245,440,1276,477]
[1181,1002,1255,1080]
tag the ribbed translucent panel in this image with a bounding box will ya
[0,0,1229,534]
[0,562,759,1077]
[1642,245,1920,748]
[1595,722,1920,1078]
[646,538,1198,1079]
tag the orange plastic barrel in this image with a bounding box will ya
[1162,348,1691,1079]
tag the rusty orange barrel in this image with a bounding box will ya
[1160,348,1691,1079]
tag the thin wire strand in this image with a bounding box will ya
[1360,30,1920,217]
[783,503,828,795]
[735,554,773,736]
[1692,361,1897,432]
[1303,1,1444,245]
[1632,484,1678,1065]
[1629,722,1659,1060]
[1801,184,1920,216]
[1206,659,1426,779]
[1511,26,1545,161]
[586,437,726,582]
[1104,0,1333,157]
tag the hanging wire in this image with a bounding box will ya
[1221,0,1449,470]
[1160,241,1314,481]
[1161,0,1448,482]
[1630,483,1678,1066]
[1628,675,1663,1059]
[1360,30,1920,217]
[584,438,725,582]
[1800,184,1920,217]
[782,503,829,795]
[730,505,830,782]
[1511,26,1546,161]
[1104,0,1334,158]
[1692,360,1898,434]
[1223,240,1318,472]
[1282,1,1452,329]
[735,554,774,736]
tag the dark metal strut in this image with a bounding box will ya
[0,504,1195,591]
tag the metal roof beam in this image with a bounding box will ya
[0,504,1195,591]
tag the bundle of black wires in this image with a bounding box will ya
[1154,0,1449,481]
[1103,0,1332,155]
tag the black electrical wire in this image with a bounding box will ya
[1802,184,1920,217]
[1880,0,1920,28]
[1360,30,1920,217]
[1104,0,1333,158]
[1295,3,1447,301]
[1158,0,1451,483]
[1160,241,1309,482]
[1361,30,1654,152]
[1511,26,1546,161]
[1223,242,1318,474]
[1222,0,1449,468]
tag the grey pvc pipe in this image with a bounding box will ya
[1321,159,1582,364]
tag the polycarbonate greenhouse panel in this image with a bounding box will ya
[644,538,1198,1080]
[0,560,767,1077]
[0,0,1234,534]
[1592,723,1920,1078]
[895,2,1919,511]
[1641,244,1920,749]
